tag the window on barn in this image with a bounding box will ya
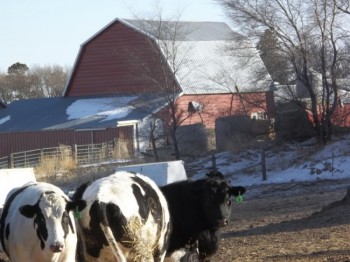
[251,111,267,120]
[188,101,203,113]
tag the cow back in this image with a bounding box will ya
[75,171,171,262]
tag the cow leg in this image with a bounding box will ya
[153,247,166,262]
[197,229,219,262]
[100,224,126,262]
[98,202,127,262]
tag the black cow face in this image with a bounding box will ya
[201,178,246,228]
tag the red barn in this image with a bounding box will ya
[64,19,274,148]
[0,19,274,160]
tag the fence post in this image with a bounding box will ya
[10,153,14,168]
[261,147,267,181]
[74,144,78,164]
[211,150,217,172]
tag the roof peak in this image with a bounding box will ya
[122,19,238,41]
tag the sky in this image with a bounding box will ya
[0,0,229,73]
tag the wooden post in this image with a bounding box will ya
[332,146,334,176]
[74,144,78,165]
[261,147,267,181]
[7,154,11,168]
[211,151,217,172]
[10,153,14,168]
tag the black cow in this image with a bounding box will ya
[160,176,246,261]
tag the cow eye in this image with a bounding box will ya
[227,200,231,206]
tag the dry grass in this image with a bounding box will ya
[112,134,132,160]
[35,145,76,179]
[123,216,159,261]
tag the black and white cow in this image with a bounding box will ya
[160,176,246,261]
[0,182,86,262]
[72,171,171,262]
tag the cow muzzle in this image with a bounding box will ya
[49,242,64,253]
[217,218,229,227]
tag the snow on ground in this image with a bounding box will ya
[187,134,350,187]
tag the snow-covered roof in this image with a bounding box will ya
[123,19,272,94]
[122,20,235,41]
[172,40,272,94]
[0,94,168,132]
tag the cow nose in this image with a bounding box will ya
[218,219,228,227]
[50,242,64,253]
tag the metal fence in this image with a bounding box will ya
[0,139,127,169]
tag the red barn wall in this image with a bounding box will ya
[160,92,274,129]
[332,104,350,127]
[306,103,350,128]
[0,127,132,158]
[65,21,178,97]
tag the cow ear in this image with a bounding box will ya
[66,199,86,212]
[19,205,36,218]
[228,186,246,197]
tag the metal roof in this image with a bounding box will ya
[0,94,168,132]
[64,19,272,97]
[123,20,237,41]
[122,19,272,95]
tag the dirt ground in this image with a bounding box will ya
[2,177,350,262]
[212,178,350,262]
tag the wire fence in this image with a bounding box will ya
[0,139,129,169]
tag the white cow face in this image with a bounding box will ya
[19,191,86,253]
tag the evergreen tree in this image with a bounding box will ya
[257,29,290,84]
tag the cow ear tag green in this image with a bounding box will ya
[74,206,82,219]
[236,192,243,204]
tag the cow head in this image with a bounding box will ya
[206,170,224,179]
[200,178,246,228]
[19,191,86,253]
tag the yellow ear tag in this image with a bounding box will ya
[236,192,243,204]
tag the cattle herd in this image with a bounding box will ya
[0,170,246,262]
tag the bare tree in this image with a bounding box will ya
[30,65,70,97]
[217,0,350,146]
[334,0,350,14]
[125,14,198,159]
[0,63,69,103]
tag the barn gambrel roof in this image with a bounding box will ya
[63,19,272,97]
[122,19,273,94]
